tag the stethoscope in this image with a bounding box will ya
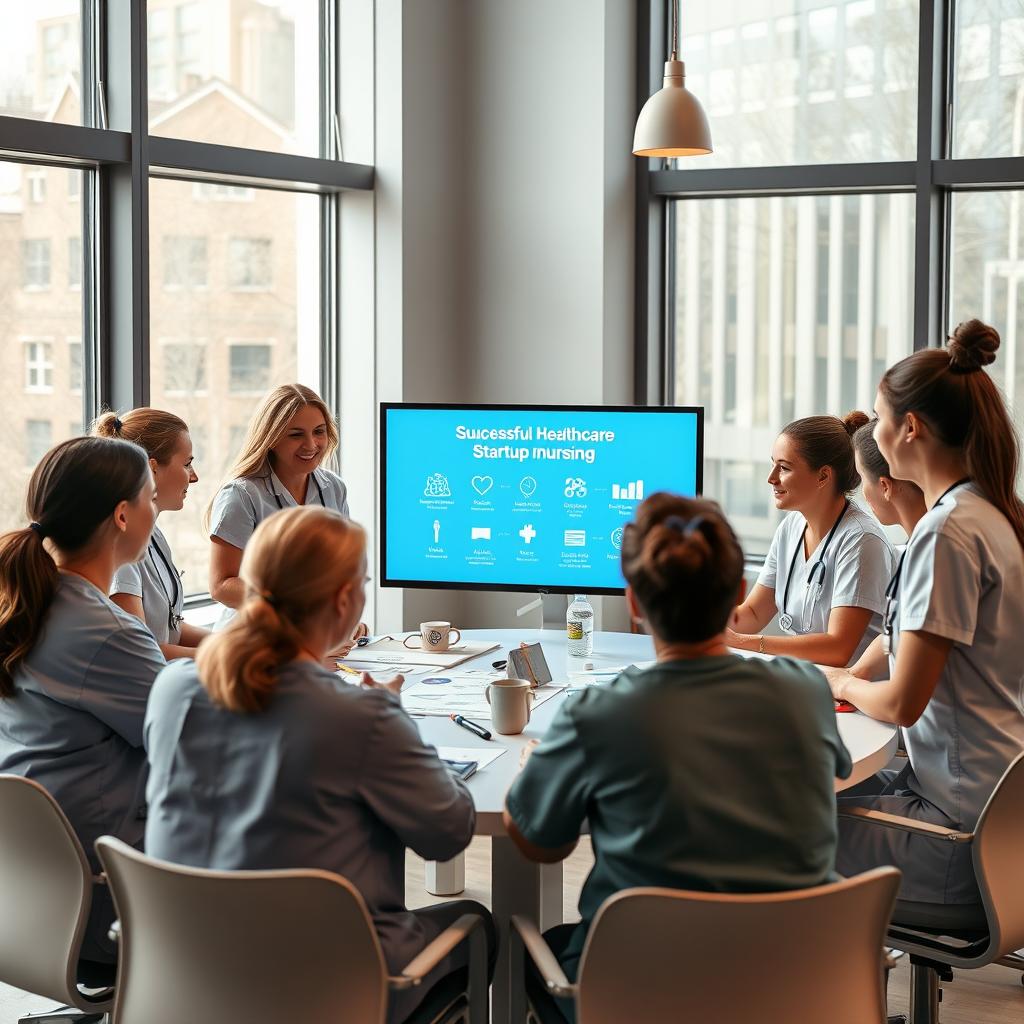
[882,477,971,656]
[149,538,184,635]
[266,473,326,510]
[779,500,849,633]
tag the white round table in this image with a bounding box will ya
[411,628,897,1024]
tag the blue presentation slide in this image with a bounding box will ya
[383,405,702,592]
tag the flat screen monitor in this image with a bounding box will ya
[381,403,704,595]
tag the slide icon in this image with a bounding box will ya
[564,477,588,498]
[424,473,451,498]
[471,475,494,496]
[471,526,492,541]
[612,480,645,501]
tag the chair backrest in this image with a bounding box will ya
[972,750,1024,957]
[0,774,95,1006]
[575,867,901,1024]
[96,837,389,1024]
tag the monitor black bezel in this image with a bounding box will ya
[379,402,705,596]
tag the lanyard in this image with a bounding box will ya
[883,478,969,653]
[780,500,849,631]
[268,473,326,510]
[149,538,183,635]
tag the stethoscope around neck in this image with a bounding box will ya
[778,500,850,633]
[149,538,183,635]
[266,473,326,510]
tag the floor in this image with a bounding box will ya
[2,836,1021,1022]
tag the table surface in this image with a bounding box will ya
[414,628,898,833]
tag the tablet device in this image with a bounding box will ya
[443,759,479,780]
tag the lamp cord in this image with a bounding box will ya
[670,0,679,61]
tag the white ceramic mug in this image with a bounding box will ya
[403,621,463,652]
[485,677,534,735]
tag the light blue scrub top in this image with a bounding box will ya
[891,483,1024,828]
[0,572,166,871]
[144,658,474,975]
[758,502,895,663]
[111,525,183,645]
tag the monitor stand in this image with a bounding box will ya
[515,595,544,629]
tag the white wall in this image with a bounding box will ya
[373,0,638,633]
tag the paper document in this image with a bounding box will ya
[401,674,564,719]
[435,746,506,771]
[340,637,500,669]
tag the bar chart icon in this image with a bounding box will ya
[612,480,645,501]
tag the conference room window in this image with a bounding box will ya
[149,0,318,157]
[228,238,273,290]
[0,5,81,124]
[22,240,51,290]
[24,340,55,394]
[668,194,914,554]
[162,235,208,290]
[69,339,82,393]
[68,237,81,290]
[27,170,46,204]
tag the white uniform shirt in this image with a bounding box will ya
[890,482,1024,827]
[757,502,895,664]
[111,525,183,646]
[209,462,350,627]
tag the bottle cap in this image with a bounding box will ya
[584,662,594,671]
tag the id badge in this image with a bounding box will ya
[882,631,891,656]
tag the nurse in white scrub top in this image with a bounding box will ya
[727,411,895,667]
[826,319,1024,911]
[0,436,166,961]
[206,383,364,646]
[96,408,211,660]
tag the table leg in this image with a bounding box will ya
[492,835,563,1024]
[424,853,466,895]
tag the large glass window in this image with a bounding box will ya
[678,0,919,167]
[950,190,1024,434]
[0,4,82,124]
[954,0,1024,158]
[149,178,320,596]
[670,193,915,552]
[147,0,321,155]
[0,161,85,533]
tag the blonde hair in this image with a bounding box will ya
[196,506,366,713]
[203,383,338,531]
[92,408,189,465]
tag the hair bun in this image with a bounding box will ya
[948,319,999,372]
[842,410,870,437]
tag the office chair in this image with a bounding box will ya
[512,866,900,1024]
[841,750,1024,1024]
[96,837,489,1024]
[0,775,115,1023]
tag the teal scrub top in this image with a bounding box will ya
[505,655,852,979]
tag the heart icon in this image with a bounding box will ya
[471,475,494,496]
[520,476,537,498]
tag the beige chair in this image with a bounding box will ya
[95,837,489,1024]
[841,750,1024,1024]
[0,775,115,1023]
[512,866,901,1024]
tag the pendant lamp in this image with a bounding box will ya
[632,0,712,157]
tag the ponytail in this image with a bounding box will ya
[0,529,59,698]
[196,506,366,714]
[880,319,1024,549]
[0,436,151,698]
[781,411,870,494]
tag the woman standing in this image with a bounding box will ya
[146,506,493,1022]
[826,320,1024,911]
[205,384,363,646]
[95,409,210,660]
[726,412,895,666]
[0,437,166,960]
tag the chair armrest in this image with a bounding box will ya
[388,913,482,991]
[839,806,974,843]
[511,915,576,999]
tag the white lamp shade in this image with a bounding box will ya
[632,60,712,157]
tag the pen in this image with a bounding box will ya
[450,714,492,741]
[336,662,361,676]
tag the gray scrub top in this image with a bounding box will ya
[209,464,350,551]
[144,658,474,974]
[758,502,895,663]
[111,525,183,645]
[506,655,852,982]
[0,573,166,871]
[891,482,1024,827]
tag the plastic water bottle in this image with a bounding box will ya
[567,594,594,657]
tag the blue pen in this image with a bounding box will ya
[450,714,492,741]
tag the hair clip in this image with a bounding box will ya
[113,417,123,431]
[664,514,705,536]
